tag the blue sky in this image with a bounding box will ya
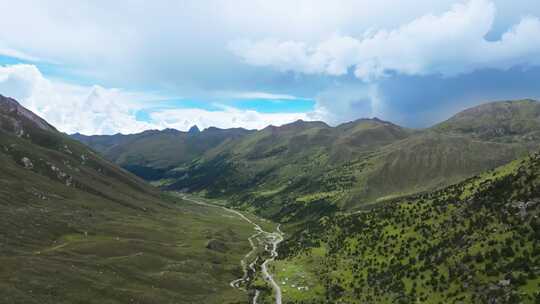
[134,98,315,124]
[0,0,539,134]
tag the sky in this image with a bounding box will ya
[0,0,539,134]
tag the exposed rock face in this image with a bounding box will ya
[206,239,228,252]
[188,125,200,135]
[0,94,57,134]
[48,162,73,186]
[21,157,33,169]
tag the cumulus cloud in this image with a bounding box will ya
[0,64,312,134]
[0,64,157,135]
[1,1,539,130]
[229,0,540,81]
[312,84,382,124]
[0,0,504,91]
[149,106,310,131]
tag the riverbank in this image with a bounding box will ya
[178,194,284,304]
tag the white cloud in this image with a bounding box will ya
[0,64,312,134]
[0,64,155,135]
[4,0,530,89]
[219,91,305,100]
[0,45,42,62]
[229,0,540,81]
[149,106,311,131]
[0,1,539,130]
[312,83,382,125]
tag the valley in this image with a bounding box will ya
[75,99,540,221]
[71,98,540,303]
[179,194,285,304]
[4,1,540,303]
[0,95,257,303]
[2,94,540,303]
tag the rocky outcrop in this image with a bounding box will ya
[0,94,57,134]
[206,239,228,252]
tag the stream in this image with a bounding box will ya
[180,195,284,304]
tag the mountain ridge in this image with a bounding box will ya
[0,95,57,134]
[432,99,540,143]
[70,99,540,220]
[0,95,259,303]
[3,94,540,303]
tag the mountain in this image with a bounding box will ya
[70,100,540,222]
[361,132,526,204]
[0,95,161,204]
[162,105,535,219]
[165,118,415,217]
[72,126,253,180]
[433,99,540,143]
[0,95,256,304]
[5,94,540,304]
[276,151,540,303]
[187,125,200,134]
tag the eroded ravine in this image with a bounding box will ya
[179,195,284,304]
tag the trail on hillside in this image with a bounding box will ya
[179,195,284,304]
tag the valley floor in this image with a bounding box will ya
[177,194,285,304]
[0,193,260,304]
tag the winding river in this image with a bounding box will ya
[260,225,284,304]
[179,195,284,304]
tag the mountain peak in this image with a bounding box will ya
[336,117,402,132]
[0,94,57,133]
[188,125,200,134]
[433,99,540,141]
[276,119,329,131]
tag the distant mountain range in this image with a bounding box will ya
[72,126,253,180]
[73,99,540,220]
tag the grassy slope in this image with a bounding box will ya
[361,132,527,205]
[69,101,540,222]
[433,99,540,143]
[73,127,253,173]
[275,152,540,303]
[166,119,411,211]
[165,106,535,220]
[0,96,255,303]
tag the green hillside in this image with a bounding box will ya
[72,126,253,179]
[0,95,256,303]
[5,94,540,303]
[433,99,540,143]
[275,151,540,303]
[163,119,412,217]
[361,132,527,204]
[69,100,540,223]
[158,102,537,220]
